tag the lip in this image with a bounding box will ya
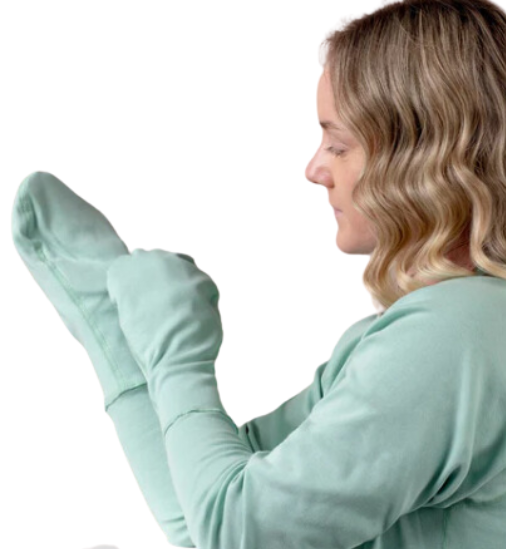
[333,207,343,216]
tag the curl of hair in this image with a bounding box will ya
[319,0,506,313]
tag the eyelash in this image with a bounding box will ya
[325,146,346,157]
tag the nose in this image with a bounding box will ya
[305,150,332,188]
[305,153,320,185]
[305,158,316,184]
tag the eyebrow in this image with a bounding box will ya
[319,120,344,132]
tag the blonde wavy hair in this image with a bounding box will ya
[319,0,506,313]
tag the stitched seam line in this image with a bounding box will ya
[163,408,238,438]
[20,183,129,396]
[104,381,149,412]
[35,244,127,390]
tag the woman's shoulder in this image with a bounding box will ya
[384,273,506,320]
[354,274,506,362]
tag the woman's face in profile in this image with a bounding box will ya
[305,69,377,254]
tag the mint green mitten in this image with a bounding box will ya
[106,248,230,434]
[11,171,146,409]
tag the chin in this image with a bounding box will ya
[336,234,375,255]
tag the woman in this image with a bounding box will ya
[12,0,506,547]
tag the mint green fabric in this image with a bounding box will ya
[11,172,193,546]
[11,171,335,548]
[11,171,146,409]
[12,171,506,548]
[107,248,506,549]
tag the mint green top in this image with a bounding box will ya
[12,171,506,548]
[108,254,506,549]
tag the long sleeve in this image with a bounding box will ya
[148,300,481,549]
[105,246,373,548]
[237,312,378,453]
[108,358,330,548]
[236,359,329,452]
[108,249,503,549]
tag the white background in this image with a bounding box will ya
[1,1,382,548]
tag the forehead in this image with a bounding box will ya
[317,70,337,114]
[318,69,332,94]
[316,73,357,142]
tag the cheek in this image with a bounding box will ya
[341,210,375,240]
[354,215,377,247]
[351,210,374,235]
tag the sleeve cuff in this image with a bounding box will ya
[146,356,236,436]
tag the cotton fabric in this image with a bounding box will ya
[12,172,506,548]
[107,249,506,549]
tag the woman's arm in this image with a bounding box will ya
[111,249,470,549]
[106,358,330,548]
[236,359,329,452]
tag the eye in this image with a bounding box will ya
[325,146,346,158]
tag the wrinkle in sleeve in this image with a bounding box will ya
[237,358,330,453]
[157,303,476,549]
[236,313,380,453]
